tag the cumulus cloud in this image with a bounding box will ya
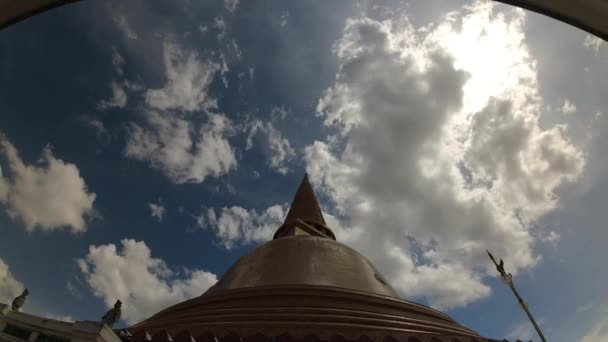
[125,111,236,184]
[0,135,96,233]
[245,116,295,174]
[188,3,584,310]
[147,201,165,222]
[0,258,24,304]
[125,40,237,184]
[199,204,287,249]
[300,2,584,310]
[583,34,604,54]
[77,239,217,324]
[145,41,220,112]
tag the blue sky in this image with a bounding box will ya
[0,0,607,341]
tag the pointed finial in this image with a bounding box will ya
[273,173,335,240]
[282,173,327,226]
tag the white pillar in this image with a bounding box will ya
[0,304,10,315]
[0,304,11,332]
[28,331,40,342]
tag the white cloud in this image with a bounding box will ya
[583,34,604,54]
[98,80,128,110]
[0,258,24,304]
[145,41,220,112]
[270,106,288,120]
[245,117,295,174]
[582,316,608,342]
[561,99,576,114]
[541,230,560,246]
[302,2,584,310]
[229,40,242,61]
[218,53,229,88]
[112,47,125,76]
[80,116,108,139]
[199,204,287,249]
[213,17,227,41]
[224,0,239,13]
[44,313,74,323]
[188,2,585,310]
[66,280,82,299]
[125,111,237,184]
[76,259,89,274]
[77,239,217,324]
[0,135,96,233]
[126,40,237,184]
[97,48,140,111]
[265,132,294,174]
[506,321,534,341]
[280,12,289,28]
[577,302,593,314]
[113,14,138,40]
[147,201,165,222]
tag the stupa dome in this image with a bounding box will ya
[121,175,499,341]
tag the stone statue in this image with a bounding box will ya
[11,289,29,311]
[101,300,122,327]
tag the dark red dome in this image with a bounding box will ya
[119,175,500,341]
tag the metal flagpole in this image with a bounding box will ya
[486,250,547,342]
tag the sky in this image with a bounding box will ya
[0,0,606,340]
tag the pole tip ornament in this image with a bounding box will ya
[485,249,547,342]
[501,272,513,285]
[486,250,507,277]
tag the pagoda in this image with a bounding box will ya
[116,175,502,342]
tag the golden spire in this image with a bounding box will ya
[273,174,335,240]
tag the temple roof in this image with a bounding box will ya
[125,284,492,341]
[115,329,507,342]
[4,0,608,42]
